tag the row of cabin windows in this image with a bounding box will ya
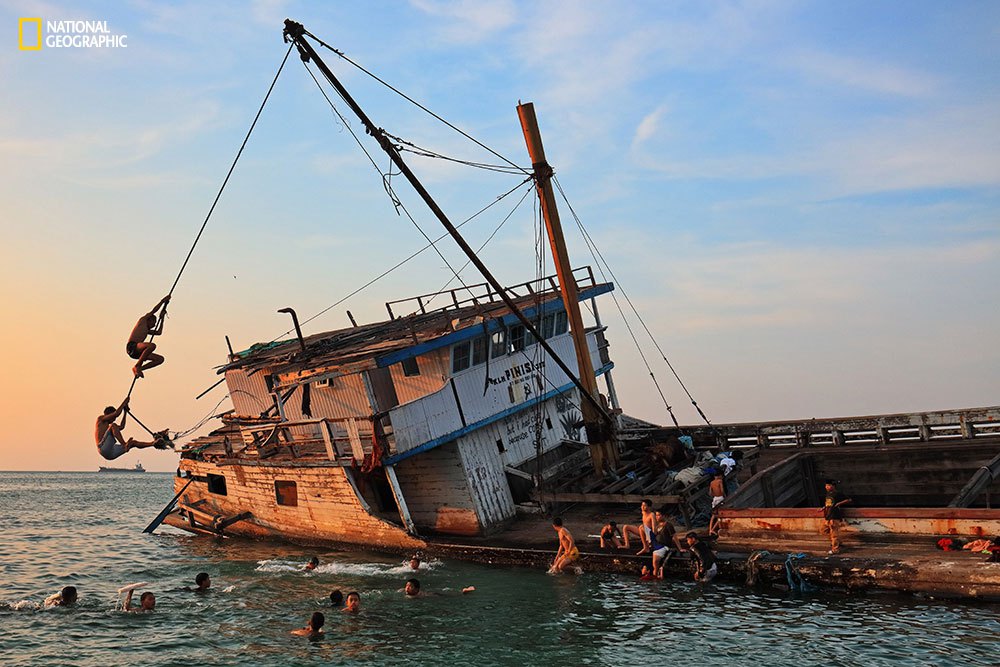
[207,473,298,508]
[452,312,568,374]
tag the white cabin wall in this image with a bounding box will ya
[393,442,481,536]
[456,430,516,531]
[493,388,588,467]
[389,349,450,405]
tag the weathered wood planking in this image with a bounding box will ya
[394,442,480,536]
[174,460,423,550]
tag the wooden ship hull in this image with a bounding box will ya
[157,22,1000,599]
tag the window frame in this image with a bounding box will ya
[274,480,298,507]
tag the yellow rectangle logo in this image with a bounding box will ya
[19,18,42,50]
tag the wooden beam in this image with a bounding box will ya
[536,492,681,505]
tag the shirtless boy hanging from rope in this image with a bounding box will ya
[94,398,164,460]
[127,295,170,378]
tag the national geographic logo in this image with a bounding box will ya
[18,18,128,50]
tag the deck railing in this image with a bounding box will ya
[632,407,1000,450]
[384,266,597,319]
[238,416,394,462]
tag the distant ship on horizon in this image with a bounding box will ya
[98,462,145,473]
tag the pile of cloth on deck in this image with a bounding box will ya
[936,536,1000,560]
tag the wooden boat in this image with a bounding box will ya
[158,21,1000,597]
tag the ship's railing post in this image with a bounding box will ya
[320,420,336,461]
[346,418,365,460]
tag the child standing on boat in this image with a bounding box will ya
[821,480,851,554]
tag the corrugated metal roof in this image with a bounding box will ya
[222,278,613,378]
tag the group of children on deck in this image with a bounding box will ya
[597,498,718,583]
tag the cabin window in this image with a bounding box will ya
[491,329,507,358]
[274,480,298,507]
[401,357,421,377]
[554,311,568,335]
[207,473,228,496]
[472,336,489,366]
[452,341,471,373]
[540,313,556,340]
[509,325,526,352]
[496,438,506,454]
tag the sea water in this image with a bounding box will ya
[1,472,997,666]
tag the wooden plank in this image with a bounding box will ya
[346,418,365,460]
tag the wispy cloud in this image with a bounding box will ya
[409,0,517,44]
[789,49,938,97]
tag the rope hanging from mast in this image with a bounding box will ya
[117,44,294,443]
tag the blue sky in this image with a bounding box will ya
[1,1,997,470]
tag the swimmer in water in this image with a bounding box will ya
[291,611,325,637]
[409,555,421,571]
[44,586,78,607]
[124,590,155,612]
[305,556,319,571]
[193,572,211,592]
[402,578,474,596]
[330,590,343,607]
[343,591,361,613]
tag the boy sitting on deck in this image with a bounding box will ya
[94,398,167,460]
[621,499,654,554]
[599,521,623,550]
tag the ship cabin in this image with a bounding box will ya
[192,266,618,539]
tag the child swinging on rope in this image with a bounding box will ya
[127,295,170,378]
[94,398,169,460]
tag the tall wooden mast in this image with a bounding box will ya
[517,102,618,474]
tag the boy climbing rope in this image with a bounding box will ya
[94,398,169,460]
[127,295,170,378]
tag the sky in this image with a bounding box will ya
[0,1,997,471]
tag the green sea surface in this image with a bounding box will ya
[1,471,997,666]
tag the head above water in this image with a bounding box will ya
[330,589,343,606]
[306,556,319,570]
[61,586,77,605]
[405,578,420,596]
[345,591,361,611]
[195,572,210,590]
[309,611,325,631]
[140,591,155,610]
[409,555,421,570]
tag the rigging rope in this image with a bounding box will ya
[120,44,294,438]
[266,177,533,343]
[552,175,715,430]
[384,132,527,175]
[301,60,472,294]
[301,29,530,177]
[422,182,534,310]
